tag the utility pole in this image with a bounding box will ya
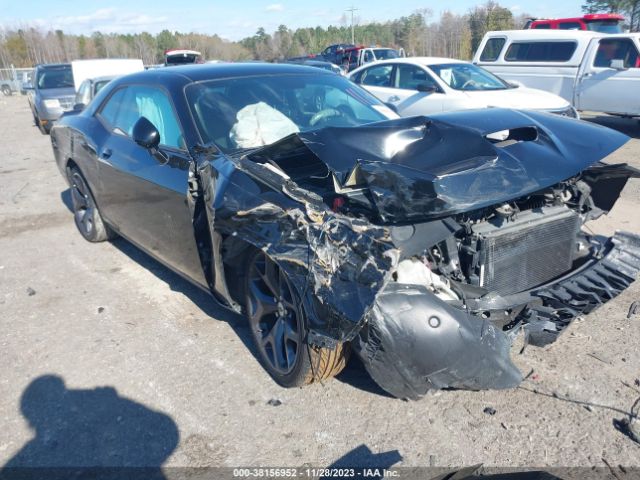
[346,6,359,44]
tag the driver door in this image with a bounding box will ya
[94,85,207,286]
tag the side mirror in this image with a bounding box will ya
[610,59,627,70]
[416,83,437,93]
[132,116,160,150]
[73,103,85,112]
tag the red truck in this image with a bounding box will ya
[524,13,625,33]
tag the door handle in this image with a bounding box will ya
[100,148,112,159]
[388,95,400,102]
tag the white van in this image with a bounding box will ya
[473,30,640,117]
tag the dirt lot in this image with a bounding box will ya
[1,95,640,471]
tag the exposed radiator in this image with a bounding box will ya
[473,206,580,296]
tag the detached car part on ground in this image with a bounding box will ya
[50,64,640,400]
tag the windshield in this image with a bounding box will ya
[186,73,391,152]
[429,63,509,91]
[36,66,74,89]
[586,20,623,33]
[374,49,399,60]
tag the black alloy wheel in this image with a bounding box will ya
[67,166,114,242]
[244,249,350,387]
[246,250,305,383]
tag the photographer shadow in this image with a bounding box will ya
[0,375,179,480]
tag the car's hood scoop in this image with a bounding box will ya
[248,109,628,223]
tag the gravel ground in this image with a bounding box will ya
[1,95,640,471]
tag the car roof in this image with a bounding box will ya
[350,57,468,70]
[483,29,602,40]
[108,62,334,91]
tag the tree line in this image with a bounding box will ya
[0,0,637,69]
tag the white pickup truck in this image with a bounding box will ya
[473,30,640,117]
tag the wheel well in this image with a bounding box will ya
[66,158,78,170]
[221,237,255,309]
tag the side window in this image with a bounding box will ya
[98,88,127,127]
[363,50,375,63]
[532,23,551,29]
[395,64,437,90]
[359,65,393,87]
[505,41,577,62]
[593,38,640,68]
[99,86,185,150]
[559,22,582,30]
[480,38,506,61]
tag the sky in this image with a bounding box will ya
[0,0,586,41]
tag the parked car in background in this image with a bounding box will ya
[318,43,356,64]
[20,70,34,95]
[285,59,345,75]
[338,46,404,72]
[474,30,640,117]
[349,57,576,117]
[524,13,625,33]
[74,76,117,110]
[165,49,202,66]
[26,63,76,134]
[1,68,32,96]
[49,63,640,400]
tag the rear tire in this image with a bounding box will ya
[66,165,115,242]
[244,249,349,387]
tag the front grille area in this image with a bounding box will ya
[474,206,580,295]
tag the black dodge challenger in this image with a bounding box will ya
[51,63,640,399]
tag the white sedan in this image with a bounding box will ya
[349,57,578,118]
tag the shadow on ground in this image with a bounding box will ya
[0,375,178,480]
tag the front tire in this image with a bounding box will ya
[1,85,11,96]
[67,166,115,242]
[244,250,348,387]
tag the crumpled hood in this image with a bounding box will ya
[253,109,629,223]
[464,87,570,110]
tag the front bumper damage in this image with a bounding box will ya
[355,231,640,400]
[191,109,640,399]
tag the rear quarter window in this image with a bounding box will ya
[505,41,577,62]
[480,38,506,61]
[559,22,583,30]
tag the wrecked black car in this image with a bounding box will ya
[50,63,640,399]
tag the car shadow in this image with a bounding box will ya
[334,356,394,398]
[322,444,402,478]
[60,189,73,213]
[0,375,178,479]
[583,114,640,139]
